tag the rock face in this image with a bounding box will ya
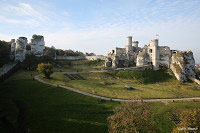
[10,39,16,60]
[30,34,45,56]
[15,37,27,62]
[170,51,196,82]
[10,34,45,61]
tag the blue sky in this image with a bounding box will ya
[0,0,200,63]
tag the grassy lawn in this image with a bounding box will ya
[1,70,200,132]
[43,70,200,99]
[54,60,105,72]
[0,71,118,133]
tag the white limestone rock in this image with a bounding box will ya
[170,51,196,82]
[15,37,27,62]
[31,34,45,56]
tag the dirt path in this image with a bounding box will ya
[34,75,200,102]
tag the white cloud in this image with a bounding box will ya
[0,2,51,27]
[63,11,69,16]
[0,15,40,26]
[0,34,13,41]
[4,3,45,21]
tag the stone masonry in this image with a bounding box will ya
[10,34,45,61]
[105,36,198,83]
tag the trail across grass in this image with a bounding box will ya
[1,70,200,132]
[43,70,200,99]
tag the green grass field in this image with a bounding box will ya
[0,71,118,133]
[1,60,200,132]
[43,70,200,99]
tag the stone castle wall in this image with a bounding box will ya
[56,55,107,60]
[105,36,199,83]
[0,62,18,77]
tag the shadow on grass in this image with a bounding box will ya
[107,69,175,84]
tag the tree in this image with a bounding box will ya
[0,40,11,67]
[107,102,157,133]
[85,52,96,56]
[43,46,56,59]
[37,63,53,78]
[172,109,200,133]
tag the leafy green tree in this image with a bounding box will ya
[44,46,56,59]
[107,102,157,133]
[0,40,11,67]
[37,63,53,78]
[172,109,200,133]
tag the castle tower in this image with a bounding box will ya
[149,39,159,70]
[30,34,45,56]
[125,36,133,54]
[132,41,139,47]
[15,37,27,62]
[10,39,16,60]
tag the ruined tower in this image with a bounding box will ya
[30,34,45,56]
[10,39,16,60]
[132,41,139,47]
[15,37,27,62]
[149,39,159,70]
[125,36,133,54]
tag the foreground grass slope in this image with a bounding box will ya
[0,70,200,132]
[0,71,117,133]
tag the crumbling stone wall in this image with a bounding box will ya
[105,36,199,83]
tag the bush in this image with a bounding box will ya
[37,63,53,78]
[172,109,200,133]
[107,102,157,133]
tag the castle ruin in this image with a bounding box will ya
[10,34,45,62]
[105,36,198,83]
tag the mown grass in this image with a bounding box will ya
[54,60,105,72]
[1,71,200,133]
[44,71,200,99]
[107,69,174,84]
[0,71,118,133]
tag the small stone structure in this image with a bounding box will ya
[105,36,199,83]
[10,34,45,62]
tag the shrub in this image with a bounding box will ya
[37,63,53,78]
[107,102,157,133]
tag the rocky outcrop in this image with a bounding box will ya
[15,37,27,62]
[30,34,45,56]
[170,51,196,82]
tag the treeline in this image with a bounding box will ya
[0,40,96,67]
[55,49,95,56]
[0,40,11,67]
